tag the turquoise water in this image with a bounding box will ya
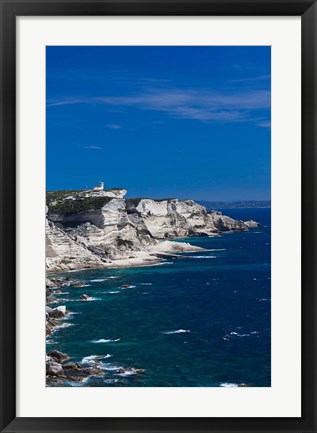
[47,208,271,387]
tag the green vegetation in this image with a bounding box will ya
[47,191,177,215]
[48,196,113,214]
[46,190,84,205]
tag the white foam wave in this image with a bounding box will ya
[108,291,120,294]
[57,323,74,329]
[83,297,102,301]
[60,299,77,302]
[82,354,112,364]
[101,364,122,371]
[104,378,119,384]
[46,339,56,345]
[108,276,118,279]
[65,312,82,318]
[188,255,216,259]
[229,331,249,337]
[68,377,90,386]
[220,383,239,388]
[120,285,136,289]
[90,279,107,282]
[82,355,99,363]
[52,298,69,303]
[162,329,191,335]
[92,338,120,343]
[117,370,137,377]
[227,331,259,338]
[140,283,152,286]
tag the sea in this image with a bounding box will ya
[47,208,271,387]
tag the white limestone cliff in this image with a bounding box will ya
[46,190,259,272]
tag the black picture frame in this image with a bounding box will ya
[0,1,316,432]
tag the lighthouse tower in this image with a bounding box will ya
[92,181,104,191]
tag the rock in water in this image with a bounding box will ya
[70,281,86,288]
[55,305,66,315]
[46,360,64,376]
[49,306,66,318]
[47,350,69,362]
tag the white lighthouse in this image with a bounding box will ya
[92,181,104,191]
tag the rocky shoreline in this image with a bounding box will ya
[46,276,146,385]
[46,276,99,385]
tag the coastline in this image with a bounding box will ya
[45,192,262,385]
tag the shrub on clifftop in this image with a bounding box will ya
[47,195,113,214]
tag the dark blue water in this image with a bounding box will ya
[47,208,271,387]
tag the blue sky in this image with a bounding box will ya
[46,46,271,200]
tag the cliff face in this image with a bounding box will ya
[46,189,259,272]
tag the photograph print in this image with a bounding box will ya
[45,46,271,387]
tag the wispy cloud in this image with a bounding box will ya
[48,97,87,107]
[257,121,271,128]
[83,145,103,150]
[47,71,170,86]
[228,74,271,83]
[48,87,270,124]
[106,124,122,129]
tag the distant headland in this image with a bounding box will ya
[196,200,271,209]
